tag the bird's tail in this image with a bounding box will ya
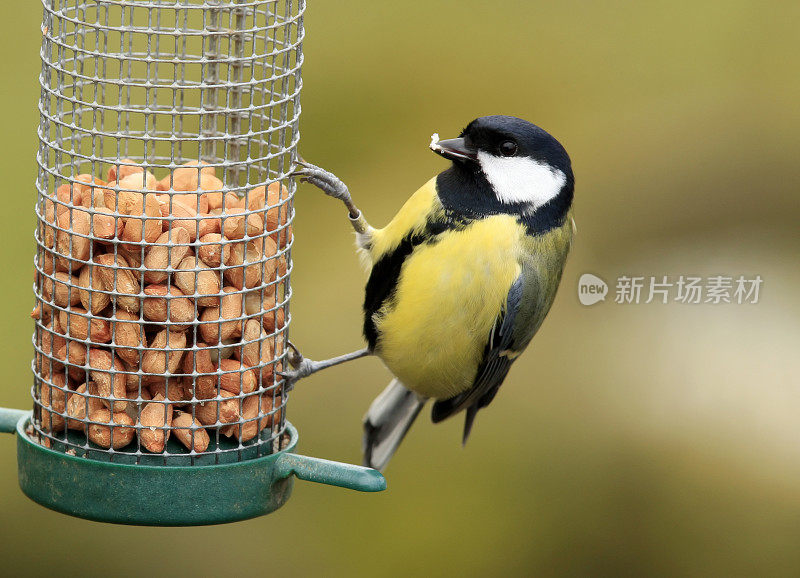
[362,378,427,471]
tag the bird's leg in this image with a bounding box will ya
[278,342,372,390]
[292,160,373,237]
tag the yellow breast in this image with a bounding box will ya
[373,215,523,399]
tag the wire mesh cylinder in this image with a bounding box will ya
[31,0,304,464]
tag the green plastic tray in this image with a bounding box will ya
[0,407,385,526]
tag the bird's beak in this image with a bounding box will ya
[429,134,478,162]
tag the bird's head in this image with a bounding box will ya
[430,115,573,211]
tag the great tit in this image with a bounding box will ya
[289,115,574,470]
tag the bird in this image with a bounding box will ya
[287,115,575,471]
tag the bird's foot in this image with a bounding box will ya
[276,341,310,391]
[291,160,372,236]
[276,342,373,390]
[291,160,353,207]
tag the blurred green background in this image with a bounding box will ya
[2,1,799,576]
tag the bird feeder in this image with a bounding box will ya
[0,0,385,526]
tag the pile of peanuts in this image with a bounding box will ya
[33,160,289,454]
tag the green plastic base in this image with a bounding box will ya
[10,413,385,526]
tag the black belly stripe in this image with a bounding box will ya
[363,236,416,350]
[362,218,463,350]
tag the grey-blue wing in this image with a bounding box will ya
[431,273,530,440]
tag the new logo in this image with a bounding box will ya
[578,273,608,306]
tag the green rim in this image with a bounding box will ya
[12,412,386,526]
[16,416,298,526]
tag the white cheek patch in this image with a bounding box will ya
[477,151,566,208]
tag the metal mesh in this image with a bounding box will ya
[31,0,304,465]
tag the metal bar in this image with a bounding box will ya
[275,453,388,493]
[0,408,29,434]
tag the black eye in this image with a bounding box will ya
[499,141,518,157]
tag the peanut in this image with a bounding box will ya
[143,228,192,284]
[223,394,281,442]
[194,390,240,426]
[54,340,88,381]
[93,253,141,313]
[172,192,209,214]
[118,246,144,269]
[87,348,127,412]
[51,312,66,335]
[38,250,57,276]
[113,310,144,366]
[87,408,136,449]
[138,394,173,453]
[55,209,91,269]
[42,271,81,307]
[141,329,186,375]
[40,372,68,432]
[202,209,222,236]
[145,377,190,404]
[197,233,231,268]
[66,383,105,430]
[205,188,241,212]
[142,284,195,328]
[237,319,276,384]
[158,161,216,192]
[77,265,111,314]
[159,200,201,242]
[227,193,245,209]
[245,290,286,334]
[106,159,151,184]
[200,216,222,237]
[123,368,142,394]
[212,339,239,364]
[243,289,265,316]
[121,384,156,425]
[158,199,220,239]
[247,182,292,246]
[271,226,292,253]
[172,412,210,453]
[53,176,103,213]
[55,182,83,207]
[117,171,158,191]
[198,287,243,343]
[221,208,265,240]
[103,186,143,215]
[36,322,57,379]
[30,303,47,322]
[182,343,217,399]
[122,365,151,397]
[90,206,122,240]
[48,336,69,381]
[217,358,257,394]
[241,318,269,363]
[120,193,162,247]
[75,174,106,209]
[60,183,81,204]
[41,197,58,248]
[57,307,112,343]
[223,238,278,290]
[173,255,221,307]
[79,183,107,209]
